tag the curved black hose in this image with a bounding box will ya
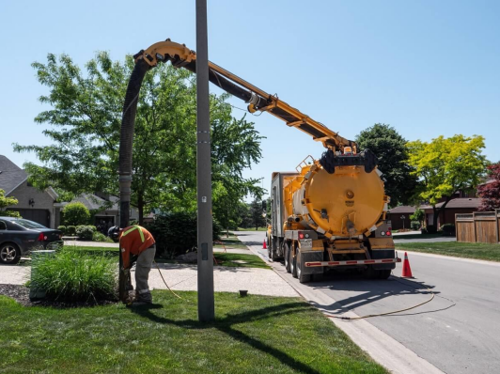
[118,58,150,302]
[119,59,151,229]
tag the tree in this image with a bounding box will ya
[410,208,425,227]
[356,123,418,206]
[249,199,266,230]
[62,202,90,226]
[0,189,21,217]
[407,135,488,228]
[477,162,500,211]
[14,53,264,224]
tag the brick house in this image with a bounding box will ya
[387,206,416,230]
[388,197,482,231]
[421,198,482,228]
[0,155,60,228]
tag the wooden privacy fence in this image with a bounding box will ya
[456,210,500,243]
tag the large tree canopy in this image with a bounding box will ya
[14,52,264,224]
[355,123,418,206]
[477,162,500,211]
[407,134,488,227]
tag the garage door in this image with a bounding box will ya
[9,209,50,228]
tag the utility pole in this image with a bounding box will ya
[196,0,215,322]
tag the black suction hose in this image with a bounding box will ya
[118,58,150,301]
[119,58,151,229]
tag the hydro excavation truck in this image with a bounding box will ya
[267,149,399,283]
[119,39,400,293]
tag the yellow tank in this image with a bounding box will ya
[284,160,387,238]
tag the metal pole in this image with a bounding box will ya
[196,0,215,322]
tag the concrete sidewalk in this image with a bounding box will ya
[0,261,298,298]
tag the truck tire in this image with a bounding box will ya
[291,244,298,278]
[269,237,280,262]
[0,243,21,265]
[296,251,311,284]
[284,242,291,273]
[377,269,392,279]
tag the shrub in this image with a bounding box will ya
[441,223,455,236]
[30,249,117,302]
[410,221,421,230]
[145,212,221,258]
[57,225,67,235]
[93,231,114,243]
[426,225,437,234]
[76,225,96,240]
[66,225,76,236]
[62,202,90,226]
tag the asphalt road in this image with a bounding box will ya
[237,230,500,374]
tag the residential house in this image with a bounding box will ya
[0,155,60,228]
[421,198,482,228]
[64,192,139,233]
[387,206,415,230]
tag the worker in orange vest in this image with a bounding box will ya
[112,225,156,304]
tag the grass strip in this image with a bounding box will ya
[213,253,270,269]
[214,235,250,250]
[396,241,500,262]
[0,291,387,374]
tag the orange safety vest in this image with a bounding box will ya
[119,225,155,270]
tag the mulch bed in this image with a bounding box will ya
[0,284,118,308]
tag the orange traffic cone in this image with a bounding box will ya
[263,240,267,249]
[402,252,413,278]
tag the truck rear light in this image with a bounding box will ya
[381,231,385,236]
[386,231,391,236]
[298,232,305,239]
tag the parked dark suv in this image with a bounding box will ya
[0,217,63,264]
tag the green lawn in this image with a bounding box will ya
[0,291,387,374]
[237,227,268,231]
[62,245,268,269]
[214,235,249,250]
[396,241,500,262]
[213,253,270,269]
[156,253,269,269]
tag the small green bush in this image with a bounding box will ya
[66,225,76,236]
[62,202,90,226]
[93,231,114,243]
[410,221,421,230]
[146,212,221,258]
[426,225,437,234]
[30,249,116,302]
[57,225,67,235]
[76,225,95,241]
[441,223,455,236]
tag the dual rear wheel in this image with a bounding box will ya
[284,242,310,283]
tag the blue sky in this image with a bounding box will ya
[1,0,499,198]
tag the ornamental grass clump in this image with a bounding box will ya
[30,249,117,302]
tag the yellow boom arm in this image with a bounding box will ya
[133,39,356,152]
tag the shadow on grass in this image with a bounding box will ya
[130,301,321,374]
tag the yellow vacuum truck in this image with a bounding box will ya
[267,151,399,283]
[120,39,400,286]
